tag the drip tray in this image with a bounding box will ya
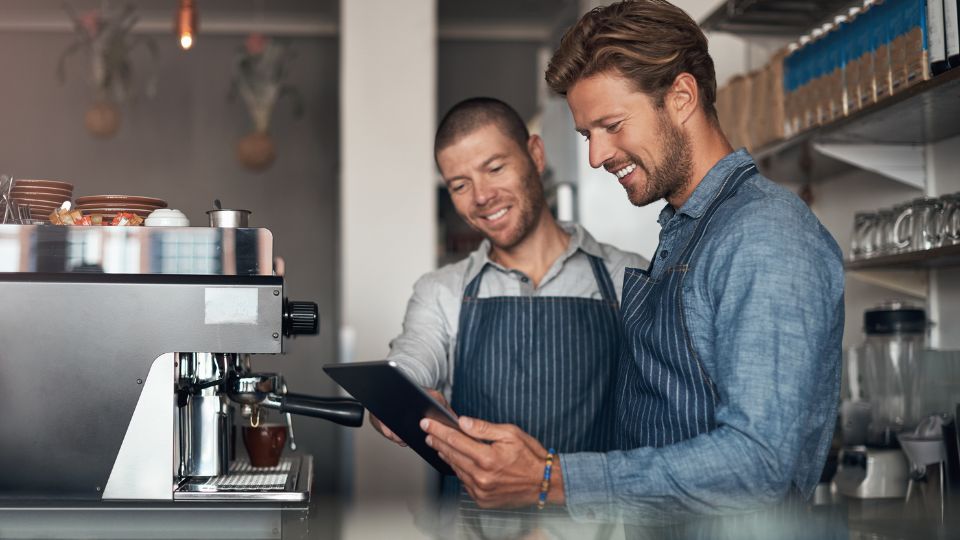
[175,455,312,502]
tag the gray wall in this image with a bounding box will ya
[437,39,541,123]
[0,31,344,493]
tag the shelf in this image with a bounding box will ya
[700,0,860,36]
[755,67,960,162]
[845,244,960,270]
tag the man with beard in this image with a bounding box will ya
[419,0,845,534]
[376,97,646,538]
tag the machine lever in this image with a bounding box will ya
[267,395,364,428]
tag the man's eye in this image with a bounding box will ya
[449,183,466,193]
[606,121,622,133]
[490,165,503,174]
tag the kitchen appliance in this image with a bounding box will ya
[898,415,949,523]
[835,302,928,499]
[0,224,362,539]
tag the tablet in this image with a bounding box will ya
[323,360,458,475]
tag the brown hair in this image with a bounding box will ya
[546,0,717,119]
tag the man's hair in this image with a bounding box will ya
[434,97,530,160]
[545,0,717,119]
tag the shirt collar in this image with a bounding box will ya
[657,148,753,226]
[465,221,601,283]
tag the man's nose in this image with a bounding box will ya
[473,179,495,206]
[587,134,614,170]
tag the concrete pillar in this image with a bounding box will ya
[339,0,436,537]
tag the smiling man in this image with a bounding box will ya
[419,1,845,535]
[379,97,646,538]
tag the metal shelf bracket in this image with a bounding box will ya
[847,269,929,299]
[813,143,926,189]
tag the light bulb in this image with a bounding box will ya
[176,0,198,50]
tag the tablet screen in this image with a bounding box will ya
[323,360,458,475]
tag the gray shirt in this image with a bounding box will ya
[387,222,648,398]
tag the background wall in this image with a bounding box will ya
[0,30,344,493]
[437,40,541,123]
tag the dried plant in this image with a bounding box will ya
[229,34,304,133]
[57,1,158,103]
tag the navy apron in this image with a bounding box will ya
[613,161,756,451]
[453,253,621,453]
[449,253,622,539]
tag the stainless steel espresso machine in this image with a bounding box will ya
[0,224,362,539]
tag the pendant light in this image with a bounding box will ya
[176,0,198,50]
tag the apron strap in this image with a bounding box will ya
[677,162,757,262]
[586,253,619,308]
[463,254,618,305]
[462,262,489,300]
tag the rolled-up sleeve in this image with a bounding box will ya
[562,200,844,524]
[386,274,452,389]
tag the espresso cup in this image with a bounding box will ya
[242,423,287,468]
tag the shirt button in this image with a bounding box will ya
[660,250,669,259]
[520,276,530,283]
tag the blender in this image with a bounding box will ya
[835,301,927,499]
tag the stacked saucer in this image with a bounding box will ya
[9,179,75,221]
[75,195,168,222]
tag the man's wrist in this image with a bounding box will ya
[549,454,566,505]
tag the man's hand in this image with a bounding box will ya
[369,412,406,446]
[371,388,454,447]
[420,415,565,509]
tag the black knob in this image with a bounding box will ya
[283,299,319,337]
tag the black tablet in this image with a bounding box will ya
[323,360,458,475]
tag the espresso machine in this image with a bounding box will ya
[0,224,362,538]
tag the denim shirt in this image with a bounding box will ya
[560,149,845,523]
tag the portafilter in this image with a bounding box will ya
[226,372,364,428]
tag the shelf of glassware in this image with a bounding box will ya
[846,244,960,270]
[754,66,960,163]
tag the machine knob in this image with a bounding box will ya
[283,299,319,337]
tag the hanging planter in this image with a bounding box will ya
[229,33,303,172]
[58,2,158,139]
[84,101,122,139]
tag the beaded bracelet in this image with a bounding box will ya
[536,448,556,510]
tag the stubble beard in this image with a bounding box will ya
[624,113,693,208]
[489,159,545,251]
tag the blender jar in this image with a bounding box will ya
[861,301,928,447]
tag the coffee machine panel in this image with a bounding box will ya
[0,225,362,503]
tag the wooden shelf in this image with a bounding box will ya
[845,244,960,271]
[755,67,960,161]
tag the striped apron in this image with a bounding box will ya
[613,161,755,451]
[453,253,621,452]
[450,253,622,539]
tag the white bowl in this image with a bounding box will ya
[144,208,190,227]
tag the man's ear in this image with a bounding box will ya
[670,73,699,125]
[527,134,547,175]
